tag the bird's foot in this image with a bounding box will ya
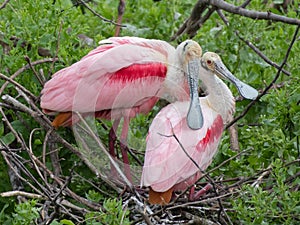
[189,183,213,201]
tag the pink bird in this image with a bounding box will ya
[141,52,258,204]
[40,37,204,170]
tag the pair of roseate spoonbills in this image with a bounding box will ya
[40,37,258,204]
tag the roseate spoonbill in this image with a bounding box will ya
[40,37,203,168]
[141,52,258,204]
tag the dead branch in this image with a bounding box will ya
[0,190,43,199]
[228,124,240,152]
[0,0,10,10]
[210,0,300,24]
[78,0,125,26]
[226,25,299,128]
[235,31,291,76]
[0,58,58,96]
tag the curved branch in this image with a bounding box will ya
[0,0,10,10]
[226,25,300,128]
[208,0,300,25]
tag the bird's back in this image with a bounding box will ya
[40,37,176,118]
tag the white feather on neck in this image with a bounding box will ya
[200,68,235,124]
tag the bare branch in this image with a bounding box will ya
[227,25,299,128]
[78,0,125,26]
[235,31,291,76]
[0,190,43,199]
[24,56,44,86]
[208,0,300,25]
[0,58,58,96]
[0,0,10,10]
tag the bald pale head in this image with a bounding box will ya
[177,40,202,65]
[177,40,203,130]
[200,52,258,100]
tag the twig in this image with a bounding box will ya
[207,148,252,175]
[78,0,125,26]
[0,73,37,100]
[207,0,300,25]
[172,0,300,40]
[0,190,43,199]
[24,56,44,86]
[235,31,291,76]
[49,21,63,77]
[1,150,48,198]
[0,107,27,149]
[0,0,10,10]
[74,112,132,188]
[0,58,58,96]
[251,164,272,188]
[28,128,48,184]
[210,4,291,77]
[239,0,252,8]
[227,25,299,128]
[167,190,239,210]
[228,124,240,152]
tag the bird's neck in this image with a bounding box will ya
[202,74,235,124]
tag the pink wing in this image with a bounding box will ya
[41,37,175,117]
[141,98,224,192]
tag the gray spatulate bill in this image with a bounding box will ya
[186,59,203,130]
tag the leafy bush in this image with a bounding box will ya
[0,0,299,224]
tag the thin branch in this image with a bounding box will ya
[24,56,44,86]
[0,107,27,149]
[235,31,291,76]
[0,190,43,199]
[0,0,10,10]
[226,25,299,128]
[74,112,132,188]
[207,0,300,25]
[78,0,125,26]
[0,58,58,96]
[239,0,252,8]
[0,73,37,100]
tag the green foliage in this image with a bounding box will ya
[0,0,299,224]
[0,200,40,225]
[85,199,130,225]
[231,159,300,224]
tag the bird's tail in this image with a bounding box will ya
[148,187,173,205]
[52,112,73,128]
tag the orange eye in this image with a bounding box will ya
[207,60,212,65]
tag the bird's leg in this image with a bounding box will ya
[109,119,120,158]
[119,117,132,183]
[109,119,120,178]
[114,0,125,37]
[189,183,213,201]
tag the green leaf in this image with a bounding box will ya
[59,219,75,225]
[0,122,4,136]
[0,133,15,145]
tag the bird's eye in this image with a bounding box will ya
[207,60,212,65]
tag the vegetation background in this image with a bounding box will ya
[0,0,299,224]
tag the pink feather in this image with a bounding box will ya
[41,37,179,120]
[141,99,224,192]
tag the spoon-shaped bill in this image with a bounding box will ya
[215,60,258,100]
[186,59,203,130]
